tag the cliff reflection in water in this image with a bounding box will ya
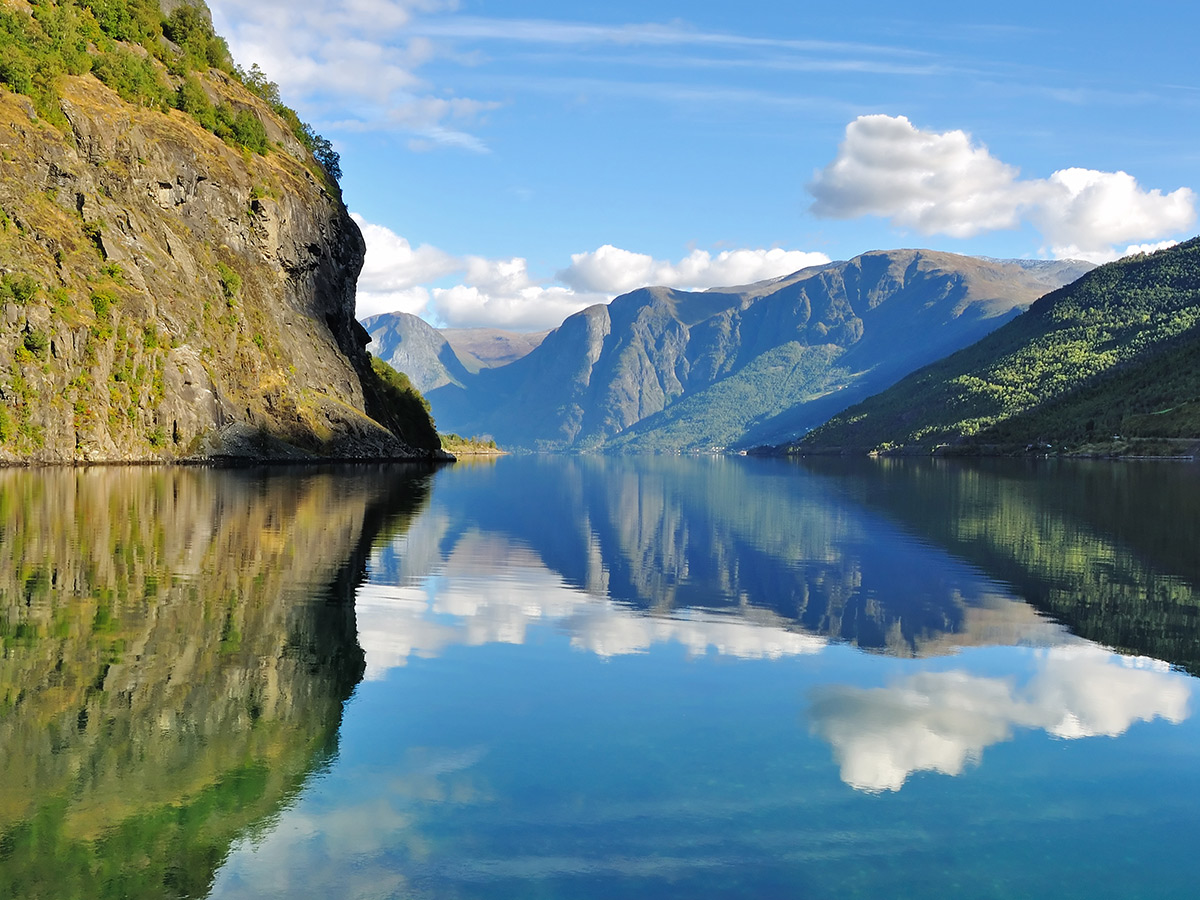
[0,465,432,899]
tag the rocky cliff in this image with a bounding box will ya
[0,0,439,462]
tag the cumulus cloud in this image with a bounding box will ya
[809,645,1190,793]
[208,0,496,146]
[1035,168,1195,262]
[353,217,826,330]
[559,245,831,294]
[809,114,1196,262]
[352,214,458,319]
[352,217,599,326]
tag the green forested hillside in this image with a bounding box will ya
[795,238,1200,454]
[980,324,1200,452]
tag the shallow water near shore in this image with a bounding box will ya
[3,456,1199,898]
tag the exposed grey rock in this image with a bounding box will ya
[426,251,1094,452]
[0,70,436,463]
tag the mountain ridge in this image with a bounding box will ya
[366,250,1092,452]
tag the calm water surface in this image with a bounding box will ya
[2,456,1200,898]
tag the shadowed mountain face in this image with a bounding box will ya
[0,464,432,899]
[395,251,1090,452]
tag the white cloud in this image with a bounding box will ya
[809,645,1191,793]
[406,15,926,60]
[351,214,458,319]
[431,269,601,333]
[352,214,459,290]
[559,245,831,294]
[352,218,601,328]
[352,217,826,330]
[809,114,1196,262]
[1119,240,1179,257]
[1035,169,1195,261]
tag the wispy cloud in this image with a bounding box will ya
[206,4,942,147]
[405,16,932,58]
[209,0,495,147]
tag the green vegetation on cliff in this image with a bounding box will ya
[795,238,1200,454]
[363,355,441,453]
[440,432,500,454]
[0,0,339,185]
[0,0,435,461]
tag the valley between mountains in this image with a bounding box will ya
[365,250,1094,453]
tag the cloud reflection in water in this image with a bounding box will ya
[356,562,825,680]
[809,646,1191,793]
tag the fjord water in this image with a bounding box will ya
[3,458,1199,898]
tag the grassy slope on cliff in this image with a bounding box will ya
[795,238,1200,454]
[0,0,339,185]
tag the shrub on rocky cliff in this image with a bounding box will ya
[0,0,337,176]
[365,356,442,452]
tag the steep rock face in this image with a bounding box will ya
[425,251,1092,451]
[0,65,429,461]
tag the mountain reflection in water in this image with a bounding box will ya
[352,455,1198,796]
[378,455,1200,668]
[368,455,1085,660]
[5,456,1200,899]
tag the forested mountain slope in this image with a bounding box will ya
[795,238,1200,455]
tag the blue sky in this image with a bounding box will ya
[208,1,1199,330]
